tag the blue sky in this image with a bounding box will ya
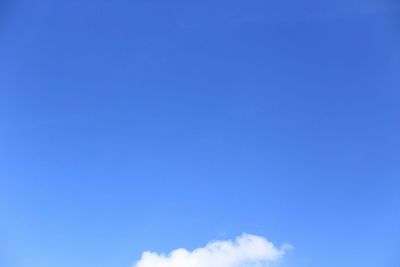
[0,0,399,267]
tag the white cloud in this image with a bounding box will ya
[133,234,291,267]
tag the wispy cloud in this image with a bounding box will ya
[133,234,291,267]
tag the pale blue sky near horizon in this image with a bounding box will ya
[1,0,400,267]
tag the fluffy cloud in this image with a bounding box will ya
[133,234,291,267]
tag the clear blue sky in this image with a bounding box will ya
[1,1,399,267]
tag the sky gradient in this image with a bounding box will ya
[1,1,400,267]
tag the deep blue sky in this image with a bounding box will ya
[1,1,399,267]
